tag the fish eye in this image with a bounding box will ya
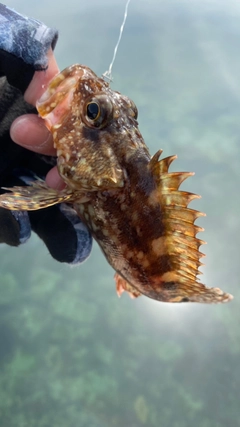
[86,102,100,121]
[83,95,113,128]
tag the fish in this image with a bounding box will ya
[0,64,232,303]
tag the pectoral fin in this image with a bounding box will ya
[0,180,79,211]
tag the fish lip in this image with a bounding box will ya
[37,64,86,104]
[36,65,89,128]
[36,72,81,130]
[36,76,78,113]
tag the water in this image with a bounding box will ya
[0,1,240,426]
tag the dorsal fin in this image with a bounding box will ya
[147,151,232,303]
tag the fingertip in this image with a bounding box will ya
[46,166,65,190]
[10,115,56,155]
[11,114,46,142]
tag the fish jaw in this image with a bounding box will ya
[36,65,85,130]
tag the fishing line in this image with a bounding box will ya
[102,0,131,83]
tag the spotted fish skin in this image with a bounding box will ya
[0,64,232,303]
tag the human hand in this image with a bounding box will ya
[10,49,64,189]
[0,6,92,262]
[0,49,92,262]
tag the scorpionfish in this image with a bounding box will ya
[0,64,232,303]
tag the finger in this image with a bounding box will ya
[46,165,65,190]
[24,49,59,106]
[10,114,56,155]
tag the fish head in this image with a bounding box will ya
[36,64,145,191]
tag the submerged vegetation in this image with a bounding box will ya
[0,238,239,427]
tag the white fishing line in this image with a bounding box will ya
[102,0,131,82]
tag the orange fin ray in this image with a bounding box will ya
[150,150,177,175]
[161,190,200,208]
[165,218,204,237]
[115,273,141,299]
[166,206,206,223]
[160,171,194,191]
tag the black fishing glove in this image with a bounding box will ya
[0,4,92,263]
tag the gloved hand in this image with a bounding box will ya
[0,3,92,264]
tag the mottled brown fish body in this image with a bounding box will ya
[74,153,159,290]
[0,64,232,304]
[74,148,228,304]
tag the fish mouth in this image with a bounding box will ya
[36,65,85,130]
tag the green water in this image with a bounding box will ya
[0,1,240,426]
